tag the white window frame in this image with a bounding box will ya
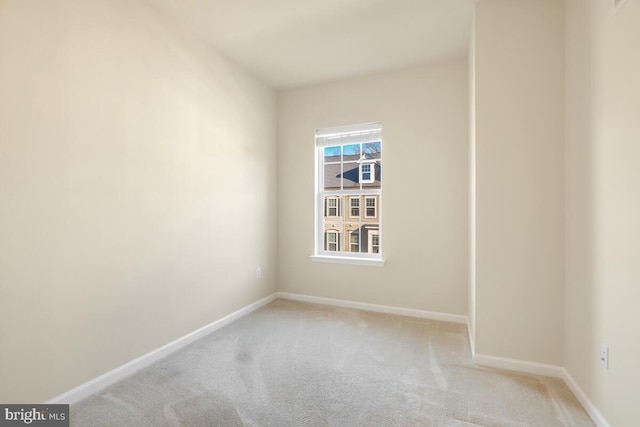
[364,196,377,218]
[349,196,360,219]
[312,122,384,267]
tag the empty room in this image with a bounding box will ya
[0,0,637,426]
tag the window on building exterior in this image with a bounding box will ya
[325,197,339,217]
[350,231,360,253]
[365,196,377,218]
[313,122,383,265]
[349,197,360,218]
[360,163,374,183]
[369,230,380,254]
[325,230,339,251]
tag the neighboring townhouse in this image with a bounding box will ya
[322,146,381,254]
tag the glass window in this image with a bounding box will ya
[325,231,339,252]
[360,163,374,183]
[315,123,382,261]
[365,196,377,218]
[350,230,360,253]
[349,197,360,218]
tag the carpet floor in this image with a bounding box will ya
[71,299,594,426]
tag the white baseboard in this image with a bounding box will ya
[560,368,611,427]
[472,354,610,427]
[277,292,609,426]
[472,353,564,378]
[276,292,468,324]
[47,293,278,405]
[45,289,609,427]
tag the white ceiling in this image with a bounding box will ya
[146,0,475,89]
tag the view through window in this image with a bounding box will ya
[315,123,382,261]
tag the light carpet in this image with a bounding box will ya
[71,299,594,426]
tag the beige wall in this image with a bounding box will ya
[468,14,477,349]
[277,61,469,315]
[565,0,640,424]
[5,1,637,422]
[0,0,277,402]
[473,0,565,365]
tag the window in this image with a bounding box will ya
[313,122,383,266]
[325,230,339,251]
[325,197,339,217]
[365,196,377,218]
[368,230,380,254]
[349,197,360,218]
[350,230,360,253]
[360,163,374,183]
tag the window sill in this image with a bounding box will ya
[310,255,385,267]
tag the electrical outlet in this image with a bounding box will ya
[599,343,609,369]
[256,267,262,279]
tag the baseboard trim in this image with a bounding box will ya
[45,289,610,427]
[278,292,610,426]
[276,292,468,324]
[560,368,611,427]
[47,293,278,405]
[472,353,564,378]
[472,354,609,426]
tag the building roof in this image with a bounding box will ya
[324,160,381,190]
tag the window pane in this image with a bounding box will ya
[343,144,360,159]
[324,146,341,161]
[342,162,359,189]
[364,226,380,254]
[346,224,360,253]
[324,163,341,190]
[342,144,361,189]
[362,142,381,189]
[363,141,381,157]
